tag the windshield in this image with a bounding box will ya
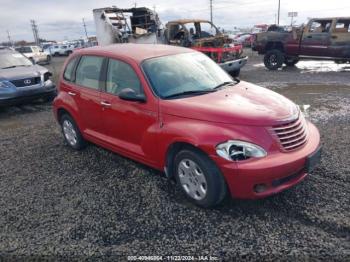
[142,52,234,99]
[198,22,218,37]
[0,52,33,69]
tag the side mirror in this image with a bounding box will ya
[118,88,146,102]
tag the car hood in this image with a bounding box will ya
[0,65,47,81]
[160,81,299,126]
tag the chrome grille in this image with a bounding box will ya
[272,115,308,151]
[10,77,41,87]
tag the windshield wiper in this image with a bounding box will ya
[164,89,216,99]
[213,81,237,90]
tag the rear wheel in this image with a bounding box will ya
[66,50,72,56]
[60,114,86,150]
[173,149,227,208]
[264,49,284,70]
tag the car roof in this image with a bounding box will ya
[73,44,194,63]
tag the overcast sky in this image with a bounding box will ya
[1,0,350,43]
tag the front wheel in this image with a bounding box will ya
[173,149,227,208]
[264,49,284,70]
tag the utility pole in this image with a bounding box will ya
[7,30,12,47]
[210,0,213,24]
[30,20,40,45]
[82,18,89,42]
[277,0,281,25]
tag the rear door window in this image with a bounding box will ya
[75,56,104,90]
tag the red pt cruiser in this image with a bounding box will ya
[53,44,321,208]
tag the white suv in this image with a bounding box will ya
[50,44,75,56]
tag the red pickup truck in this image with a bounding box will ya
[253,17,350,70]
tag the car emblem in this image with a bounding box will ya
[24,79,32,85]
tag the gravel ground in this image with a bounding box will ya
[0,53,349,261]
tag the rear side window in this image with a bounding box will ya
[75,56,104,90]
[106,59,142,95]
[63,57,79,82]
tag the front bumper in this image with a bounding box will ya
[212,122,321,199]
[0,82,56,106]
[219,56,248,73]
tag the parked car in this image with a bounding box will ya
[253,17,350,70]
[234,33,254,47]
[15,45,51,64]
[50,44,75,56]
[42,43,54,55]
[53,44,321,208]
[0,48,56,106]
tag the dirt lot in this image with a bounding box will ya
[0,52,349,261]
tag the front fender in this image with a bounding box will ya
[157,114,275,169]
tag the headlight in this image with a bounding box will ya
[216,140,267,161]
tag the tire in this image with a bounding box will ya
[230,69,240,78]
[264,49,284,70]
[66,51,72,56]
[285,57,299,67]
[173,149,227,208]
[60,114,86,150]
[54,52,60,57]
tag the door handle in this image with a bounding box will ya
[101,101,111,107]
[307,35,312,38]
[68,91,77,96]
[332,35,338,39]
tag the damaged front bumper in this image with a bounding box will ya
[219,56,248,73]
